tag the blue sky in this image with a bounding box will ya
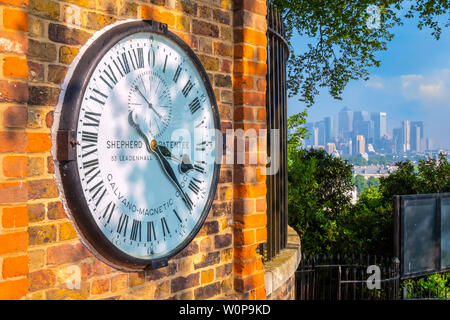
[287,16,450,149]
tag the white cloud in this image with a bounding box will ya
[401,69,450,104]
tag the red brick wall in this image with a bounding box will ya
[0,0,268,300]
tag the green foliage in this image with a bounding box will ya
[354,175,367,194]
[403,273,450,299]
[271,0,450,106]
[288,148,354,254]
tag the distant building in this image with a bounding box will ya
[324,116,334,143]
[338,107,353,139]
[326,142,336,154]
[411,121,424,152]
[401,120,411,152]
[354,135,365,155]
[371,112,387,145]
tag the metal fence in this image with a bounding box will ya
[259,4,290,262]
[296,254,400,300]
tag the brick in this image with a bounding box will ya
[47,156,54,174]
[219,168,232,183]
[29,0,60,20]
[146,262,177,281]
[234,0,267,16]
[45,282,90,300]
[198,55,219,71]
[0,30,27,54]
[28,39,57,62]
[0,131,27,153]
[234,183,266,198]
[28,203,45,222]
[2,206,28,228]
[174,241,198,258]
[3,106,27,128]
[234,60,267,76]
[234,244,258,260]
[234,198,256,214]
[28,269,56,291]
[234,91,265,106]
[192,20,219,37]
[119,2,139,17]
[28,86,60,106]
[198,5,212,19]
[234,75,254,90]
[154,280,170,299]
[47,201,66,220]
[0,182,28,204]
[59,221,77,241]
[111,274,128,292]
[234,106,255,120]
[0,278,28,299]
[194,251,220,269]
[176,15,190,32]
[213,9,231,24]
[198,220,219,236]
[28,224,57,245]
[220,25,232,41]
[215,233,232,249]
[28,61,45,82]
[215,74,232,87]
[178,0,197,15]
[170,273,199,293]
[234,260,256,276]
[201,269,214,284]
[47,243,91,264]
[194,282,221,299]
[221,59,232,73]
[2,255,28,278]
[234,229,255,245]
[255,198,266,212]
[234,44,255,60]
[235,213,267,229]
[47,65,67,84]
[234,271,265,292]
[0,0,28,6]
[0,80,28,103]
[218,185,233,200]
[216,263,232,279]
[140,6,175,26]
[91,278,110,295]
[28,249,45,271]
[28,157,44,176]
[3,8,28,32]
[3,156,28,178]
[3,57,28,78]
[83,12,116,30]
[28,179,58,199]
[59,46,78,64]
[255,286,266,300]
[212,201,232,217]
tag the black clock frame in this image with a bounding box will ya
[54,20,221,271]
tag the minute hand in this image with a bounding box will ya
[152,142,193,211]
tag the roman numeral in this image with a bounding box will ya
[173,209,182,223]
[196,141,207,152]
[148,49,155,67]
[89,180,105,204]
[83,112,101,127]
[82,131,98,144]
[120,53,131,74]
[81,131,98,158]
[173,65,182,82]
[83,158,99,170]
[136,48,144,69]
[194,162,205,174]
[161,217,170,237]
[100,201,115,224]
[117,214,129,236]
[188,179,200,195]
[189,97,201,114]
[182,80,194,97]
[130,220,142,242]
[147,221,156,241]
[163,55,168,73]
[90,88,108,105]
[112,59,124,77]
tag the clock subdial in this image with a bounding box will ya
[128,70,172,138]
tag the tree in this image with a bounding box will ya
[271,0,450,107]
[367,176,380,190]
[288,148,354,254]
[354,174,367,194]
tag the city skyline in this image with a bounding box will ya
[287,15,450,150]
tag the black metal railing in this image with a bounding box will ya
[259,4,289,262]
[296,254,400,300]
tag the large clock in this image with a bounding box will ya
[52,20,220,271]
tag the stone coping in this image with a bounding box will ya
[264,226,301,298]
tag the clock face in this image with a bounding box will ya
[54,21,220,271]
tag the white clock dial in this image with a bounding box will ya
[71,29,219,262]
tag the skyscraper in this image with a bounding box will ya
[371,112,387,144]
[324,116,334,143]
[393,128,403,154]
[338,107,353,139]
[401,120,411,152]
[411,124,421,152]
